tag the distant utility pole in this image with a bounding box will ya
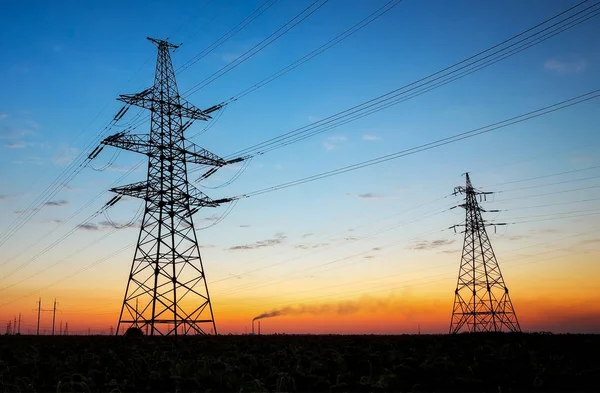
[35,298,42,335]
[59,321,63,335]
[449,173,521,334]
[18,313,21,335]
[64,322,69,336]
[51,299,60,336]
[109,326,114,335]
[5,321,11,335]
[92,37,246,337]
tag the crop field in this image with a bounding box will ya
[0,333,598,392]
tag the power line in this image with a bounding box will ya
[222,0,404,103]
[222,242,599,318]
[0,161,144,270]
[231,89,600,199]
[176,0,280,73]
[211,207,453,289]
[3,181,597,309]
[481,165,600,188]
[492,184,600,203]
[0,0,257,250]
[220,225,600,309]
[223,1,600,159]
[217,196,600,297]
[491,174,600,193]
[182,0,330,97]
[6,153,596,302]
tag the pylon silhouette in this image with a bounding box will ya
[100,37,246,336]
[449,173,521,334]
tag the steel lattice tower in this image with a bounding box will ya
[100,38,244,336]
[449,173,521,334]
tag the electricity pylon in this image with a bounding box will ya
[100,37,246,336]
[449,173,521,334]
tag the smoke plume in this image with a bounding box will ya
[252,295,401,321]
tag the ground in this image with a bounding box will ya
[0,333,598,392]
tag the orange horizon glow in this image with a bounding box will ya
[2,250,598,336]
[4,293,599,335]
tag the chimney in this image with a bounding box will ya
[258,321,261,335]
[252,319,255,335]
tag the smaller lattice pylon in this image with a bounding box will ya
[449,172,521,334]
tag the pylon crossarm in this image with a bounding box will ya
[110,181,149,199]
[101,133,151,155]
[183,185,219,208]
[117,91,213,121]
[182,141,227,166]
[177,96,216,121]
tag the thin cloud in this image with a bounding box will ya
[544,58,588,73]
[199,215,220,222]
[323,135,347,151]
[0,114,7,119]
[239,224,251,228]
[221,52,242,63]
[5,141,27,148]
[364,255,374,259]
[357,193,384,199]
[579,238,600,246]
[98,220,140,229]
[328,135,347,142]
[529,227,560,234]
[0,126,34,139]
[301,232,313,238]
[323,142,336,150]
[410,239,455,250]
[42,219,64,224]
[107,164,142,173]
[76,220,139,231]
[53,147,80,166]
[44,200,68,207]
[362,134,381,141]
[439,249,461,254]
[295,242,329,250]
[44,200,69,207]
[78,223,100,231]
[14,208,39,214]
[228,232,287,251]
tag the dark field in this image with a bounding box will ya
[0,333,599,393]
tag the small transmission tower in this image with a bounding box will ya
[100,37,245,336]
[449,173,521,334]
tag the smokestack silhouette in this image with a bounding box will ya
[258,320,261,335]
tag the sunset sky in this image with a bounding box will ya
[1,0,599,335]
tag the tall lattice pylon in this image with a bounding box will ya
[449,173,521,334]
[100,38,245,336]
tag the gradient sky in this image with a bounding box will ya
[1,0,599,335]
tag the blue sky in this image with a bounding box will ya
[1,0,599,333]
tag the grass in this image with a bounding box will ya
[0,332,598,392]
